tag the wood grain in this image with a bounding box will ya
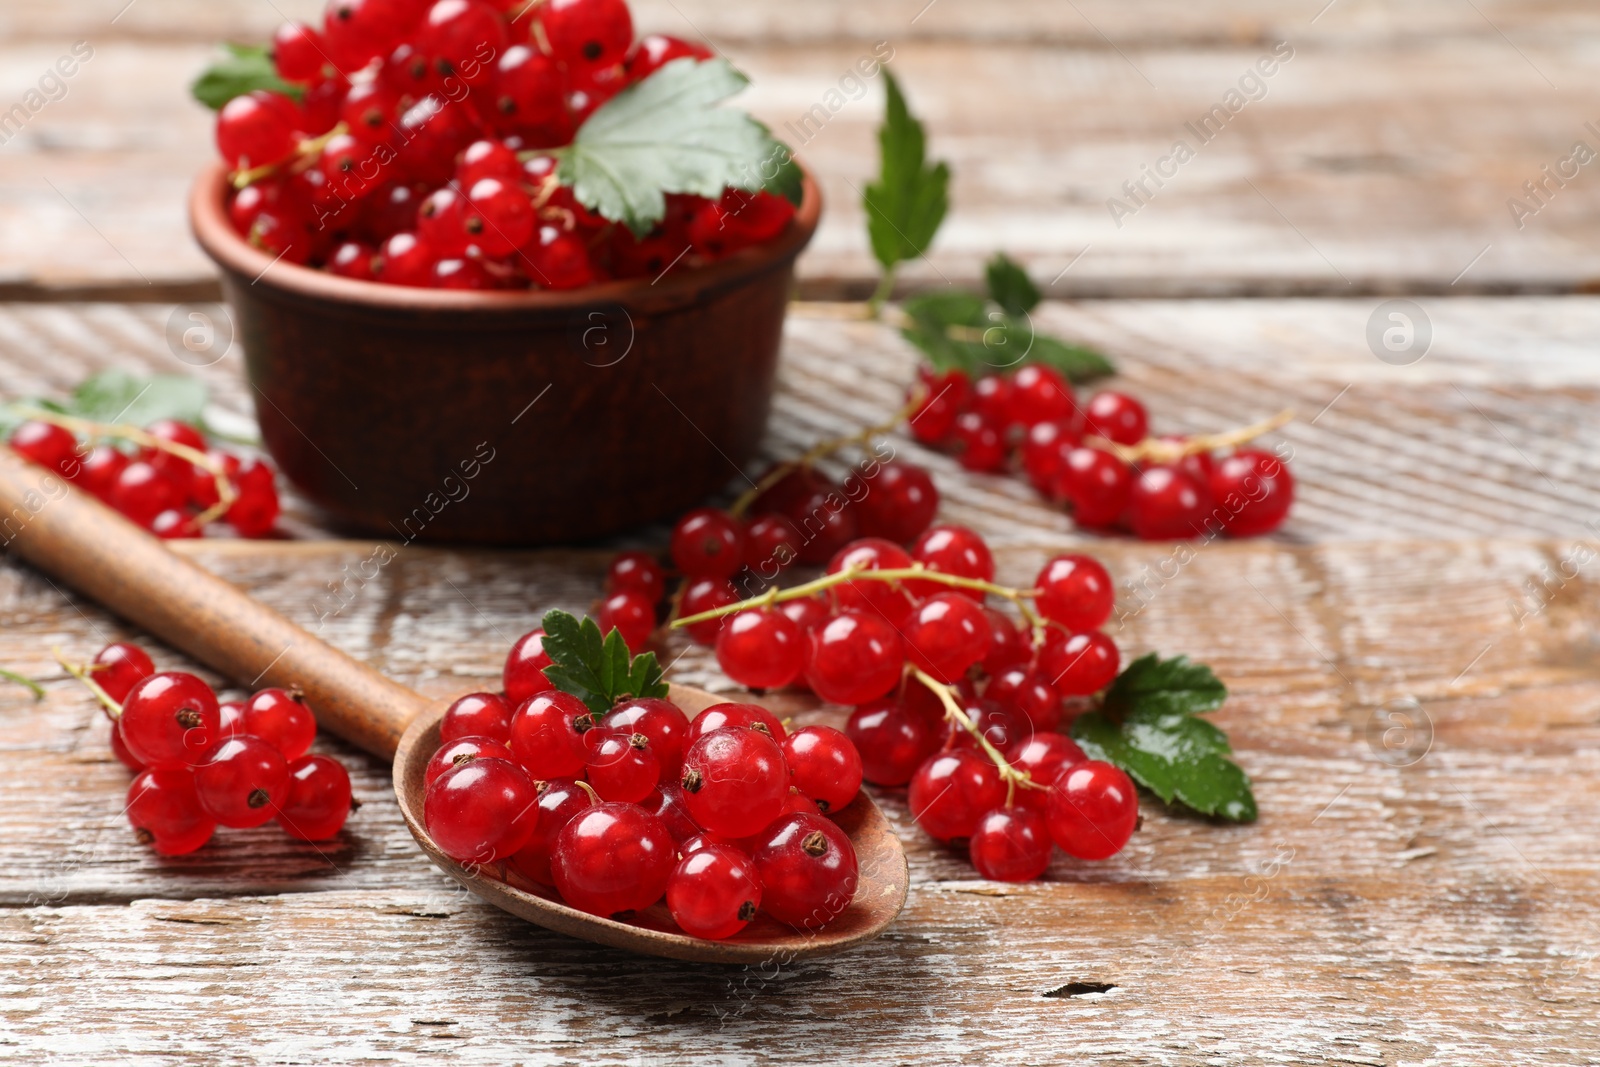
[2,536,1598,1062]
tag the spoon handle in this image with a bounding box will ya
[0,448,426,760]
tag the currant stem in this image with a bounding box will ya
[12,405,239,526]
[1089,408,1296,465]
[53,649,122,719]
[866,269,897,318]
[0,668,45,701]
[909,666,1040,804]
[671,564,1042,629]
[231,122,351,190]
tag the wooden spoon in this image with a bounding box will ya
[0,449,909,963]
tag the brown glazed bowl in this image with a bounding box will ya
[190,162,820,545]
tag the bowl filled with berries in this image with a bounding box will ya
[190,0,820,545]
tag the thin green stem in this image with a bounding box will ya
[54,649,122,719]
[0,668,45,701]
[866,267,897,318]
[910,667,1042,803]
[671,565,1043,628]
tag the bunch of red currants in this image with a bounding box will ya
[83,643,353,854]
[423,655,863,937]
[219,0,795,288]
[8,417,281,538]
[909,362,1295,539]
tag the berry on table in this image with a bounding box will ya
[908,525,994,601]
[952,411,1007,472]
[276,754,355,840]
[606,551,665,603]
[598,589,655,652]
[846,699,938,786]
[742,512,802,574]
[1040,630,1120,697]
[242,687,318,760]
[715,608,804,690]
[903,592,991,683]
[91,643,155,704]
[1035,554,1115,631]
[679,577,739,645]
[969,806,1053,882]
[194,735,291,829]
[127,769,215,855]
[1210,448,1295,537]
[908,749,1006,841]
[827,538,916,626]
[1005,364,1075,429]
[1127,465,1215,541]
[671,508,745,579]
[1046,760,1139,860]
[118,672,222,769]
[803,611,904,706]
[1084,391,1149,446]
[854,461,939,545]
[1008,733,1085,808]
[1053,446,1133,529]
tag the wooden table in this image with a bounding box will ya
[3,3,1599,1064]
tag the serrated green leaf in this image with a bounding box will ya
[762,148,804,207]
[191,43,303,111]
[539,609,668,716]
[985,254,1041,317]
[1073,710,1256,822]
[560,58,787,236]
[69,371,207,428]
[863,70,949,271]
[1102,653,1228,719]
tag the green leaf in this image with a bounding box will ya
[900,291,989,374]
[538,609,669,717]
[985,254,1041,317]
[863,70,949,271]
[762,145,804,207]
[1070,654,1255,822]
[68,371,208,429]
[191,43,303,111]
[560,58,789,236]
[1023,333,1116,384]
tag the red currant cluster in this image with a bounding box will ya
[72,643,354,854]
[8,417,281,538]
[220,0,794,288]
[908,363,1295,539]
[423,651,862,936]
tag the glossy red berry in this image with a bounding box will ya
[552,802,675,917]
[1128,465,1215,540]
[225,458,280,537]
[1022,419,1079,491]
[751,813,858,929]
[909,749,1007,841]
[127,769,214,855]
[76,445,129,501]
[598,589,655,652]
[375,231,436,287]
[416,0,508,84]
[462,177,535,257]
[503,628,554,704]
[586,732,660,803]
[424,756,541,865]
[276,754,354,840]
[782,725,862,814]
[524,225,598,290]
[952,412,1007,472]
[218,700,246,738]
[118,672,222,769]
[984,667,1062,731]
[425,735,516,788]
[627,34,712,80]
[671,508,745,579]
[441,691,513,744]
[91,643,155,704]
[603,698,690,777]
[456,138,522,187]
[1210,449,1295,537]
[606,551,665,603]
[969,806,1053,881]
[195,735,290,829]
[1006,364,1075,428]
[743,513,802,575]
[643,781,701,844]
[1054,446,1133,528]
[494,44,566,128]
[508,690,591,779]
[1040,630,1121,697]
[907,368,970,444]
[685,702,787,745]
[854,461,939,545]
[908,525,994,601]
[1046,760,1139,860]
[904,592,991,683]
[431,250,500,290]
[804,612,905,706]
[507,777,590,885]
[668,844,762,939]
[680,577,739,645]
[716,608,805,690]
[242,687,318,760]
[536,0,634,69]
[109,718,145,772]
[1084,391,1149,446]
[110,461,185,528]
[328,240,378,280]
[827,538,916,626]
[756,468,859,565]
[1035,554,1115,631]
[949,697,1026,754]
[9,420,78,476]
[680,726,789,839]
[846,699,938,786]
[216,90,300,170]
[778,594,831,636]
[979,608,1030,674]
[1010,733,1086,809]
[971,374,1012,424]
[272,22,327,82]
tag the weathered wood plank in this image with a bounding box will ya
[4,31,1600,295]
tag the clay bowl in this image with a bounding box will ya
[189,162,821,546]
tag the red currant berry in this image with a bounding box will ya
[323,0,406,69]
[606,551,665,603]
[241,687,317,760]
[328,239,378,280]
[1010,734,1086,809]
[751,812,858,929]
[508,690,591,779]
[218,700,246,738]
[110,717,145,772]
[503,628,554,705]
[971,374,1012,424]
[680,726,789,839]
[425,735,516,788]
[855,461,939,545]
[827,538,916,626]
[778,594,831,636]
[76,445,129,501]
[375,231,436,287]
[127,768,215,855]
[91,643,155,704]
[1046,760,1139,860]
[685,701,786,745]
[1084,391,1149,446]
[276,754,354,840]
[782,725,862,814]
[909,749,1007,841]
[142,419,206,468]
[969,806,1053,881]
[626,34,712,80]
[586,732,660,803]
[119,673,221,769]
[775,786,821,820]
[536,0,634,69]
[1022,419,1080,491]
[272,22,327,83]
[952,411,1007,472]
[1040,630,1121,697]
[441,691,513,744]
[846,699,938,786]
[494,45,566,129]
[149,509,200,540]
[904,592,991,683]
[506,777,589,885]
[949,697,1027,754]
[680,577,738,645]
[984,667,1062,731]
[598,589,655,652]
[603,698,690,777]
[908,525,994,601]
[425,756,541,865]
[110,461,184,528]
[1006,364,1075,429]
[907,368,970,444]
[668,844,762,939]
[1035,554,1115,630]
[979,608,1030,674]
[9,420,78,476]
[416,0,508,85]
[552,801,676,917]
[804,612,905,706]
[743,512,802,575]
[225,458,280,537]
[1127,465,1215,540]
[1210,449,1295,537]
[431,253,498,290]
[195,735,290,829]
[524,225,598,290]
[216,90,300,170]
[456,138,522,187]
[642,780,701,844]
[1055,445,1134,528]
[417,186,470,257]
[716,608,805,690]
[462,177,535,257]
[671,508,745,579]
[754,467,859,565]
